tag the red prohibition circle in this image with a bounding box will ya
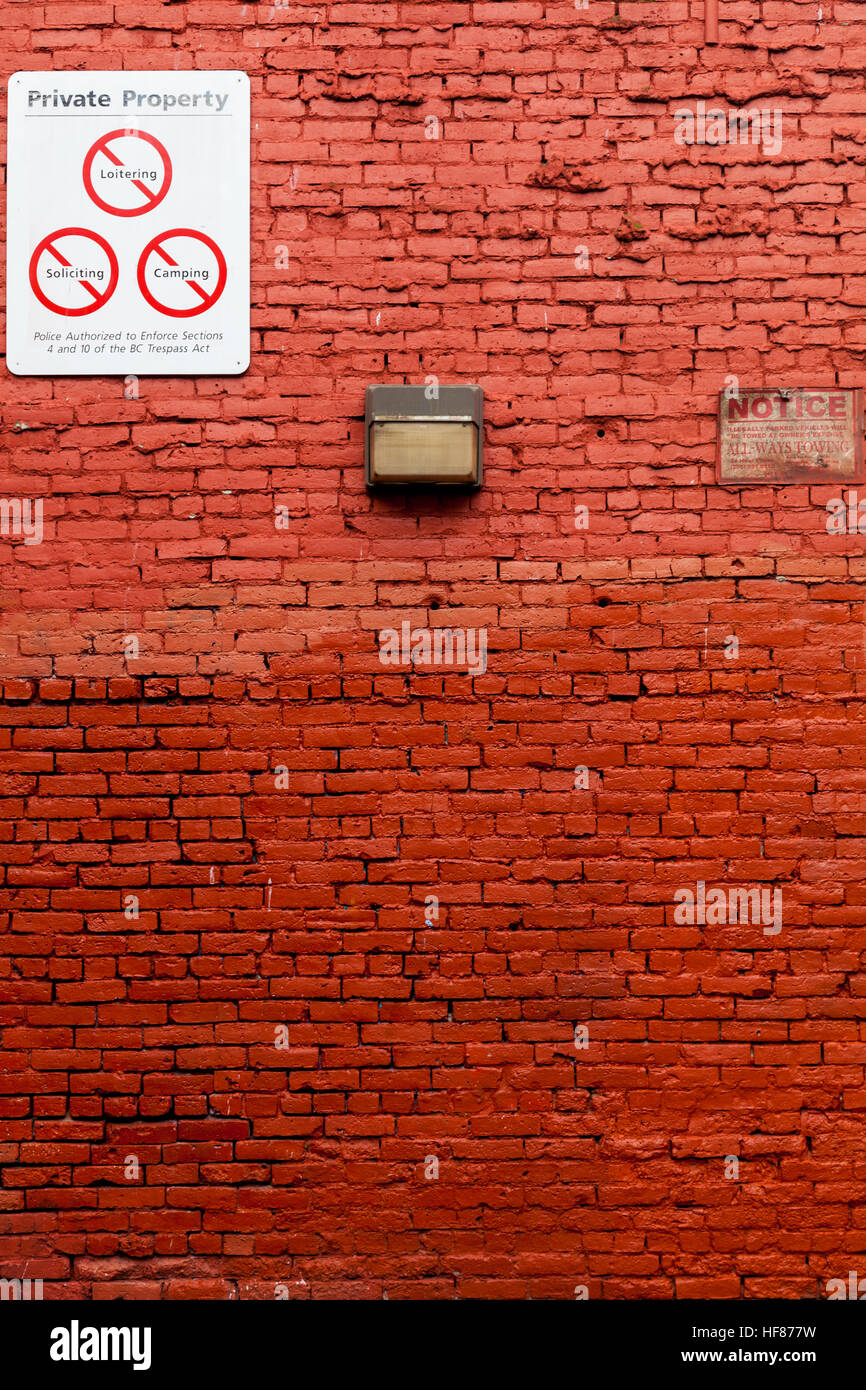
[29,227,119,317]
[137,229,227,319]
[83,128,172,217]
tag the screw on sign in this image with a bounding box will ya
[29,228,119,317]
[137,229,227,318]
[83,129,172,217]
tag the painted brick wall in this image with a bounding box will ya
[2,0,866,1300]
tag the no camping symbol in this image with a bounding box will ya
[29,228,119,317]
[83,129,172,217]
[137,229,227,318]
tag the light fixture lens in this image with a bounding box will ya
[370,420,478,485]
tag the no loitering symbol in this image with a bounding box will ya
[29,228,119,317]
[83,128,172,217]
[137,229,227,318]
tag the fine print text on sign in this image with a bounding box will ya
[6,72,250,376]
[717,388,864,485]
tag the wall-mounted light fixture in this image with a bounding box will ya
[365,384,483,489]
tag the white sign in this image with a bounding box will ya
[6,71,250,375]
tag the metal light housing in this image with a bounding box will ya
[365,384,483,488]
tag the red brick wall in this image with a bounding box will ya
[2,0,866,1299]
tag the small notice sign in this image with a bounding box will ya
[717,388,863,484]
[6,71,250,376]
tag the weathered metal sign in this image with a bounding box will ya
[717,388,863,484]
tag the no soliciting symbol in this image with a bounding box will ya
[83,129,172,217]
[29,228,119,317]
[137,229,227,318]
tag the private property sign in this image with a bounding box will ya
[6,71,250,375]
[717,388,864,484]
